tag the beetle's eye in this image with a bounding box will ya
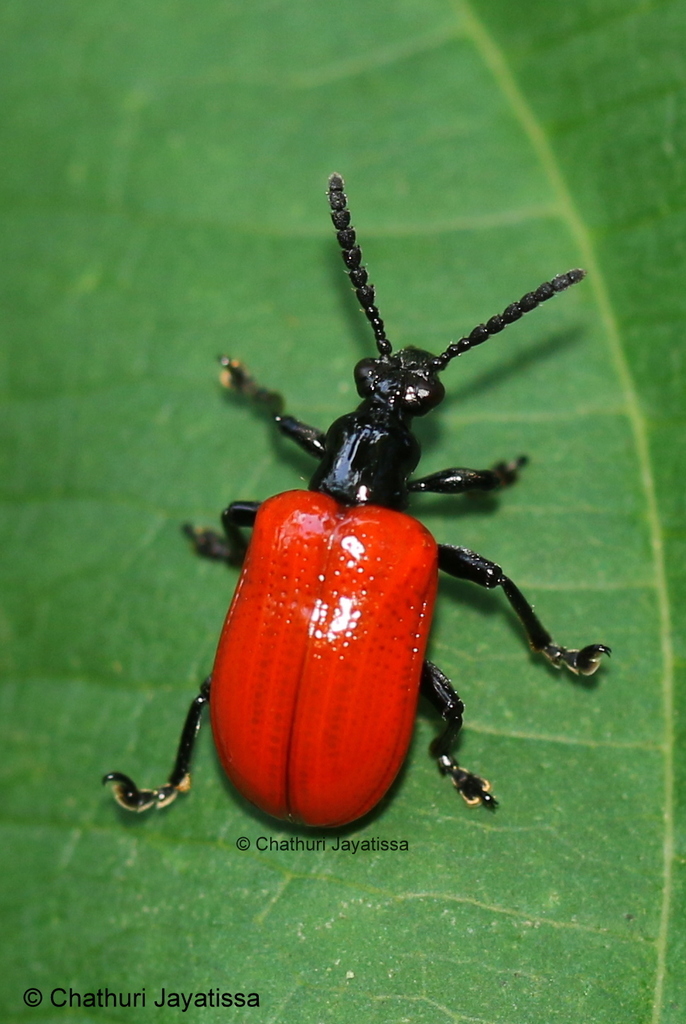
[424,377,445,410]
[354,358,380,397]
[402,376,445,415]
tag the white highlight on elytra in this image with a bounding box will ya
[340,535,365,561]
[307,533,367,640]
[309,596,362,641]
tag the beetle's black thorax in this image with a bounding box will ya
[309,397,420,510]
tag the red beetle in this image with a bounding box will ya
[105,174,609,826]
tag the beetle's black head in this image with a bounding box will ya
[354,347,445,418]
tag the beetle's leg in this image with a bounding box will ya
[438,545,611,675]
[219,356,326,459]
[103,677,211,812]
[183,501,260,566]
[274,415,327,458]
[409,457,527,495]
[421,660,497,809]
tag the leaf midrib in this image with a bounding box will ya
[454,3,674,1020]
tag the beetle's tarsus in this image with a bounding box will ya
[218,356,285,416]
[103,772,183,812]
[436,756,498,810]
[491,455,528,488]
[543,642,611,676]
[182,523,238,564]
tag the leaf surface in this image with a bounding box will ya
[1,1,683,1021]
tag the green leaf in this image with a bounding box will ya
[1,1,683,1021]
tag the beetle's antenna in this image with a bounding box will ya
[431,269,586,371]
[328,173,392,357]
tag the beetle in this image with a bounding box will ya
[104,173,610,827]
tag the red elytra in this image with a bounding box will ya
[210,490,438,827]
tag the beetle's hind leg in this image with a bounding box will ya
[103,678,211,812]
[183,501,260,567]
[421,660,497,810]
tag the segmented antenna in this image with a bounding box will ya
[431,269,586,371]
[328,173,392,357]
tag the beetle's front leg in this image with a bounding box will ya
[409,456,527,495]
[103,678,211,812]
[183,501,260,566]
[438,545,611,675]
[220,357,326,459]
[421,661,497,809]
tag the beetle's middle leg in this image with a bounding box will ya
[438,545,611,675]
[421,660,497,809]
[183,501,260,566]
